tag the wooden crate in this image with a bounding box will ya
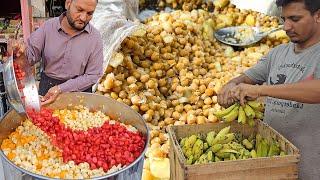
[168,120,300,180]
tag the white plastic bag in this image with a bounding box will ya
[91,0,141,91]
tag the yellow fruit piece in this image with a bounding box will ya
[245,15,255,26]
[144,158,151,170]
[48,173,56,178]
[9,131,21,140]
[1,139,16,150]
[59,170,68,179]
[150,158,170,179]
[37,154,50,161]
[7,152,16,160]
[214,0,230,8]
[36,163,43,170]
[142,169,155,180]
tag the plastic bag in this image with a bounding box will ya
[91,0,141,91]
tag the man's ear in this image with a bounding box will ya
[65,0,72,10]
[314,9,320,23]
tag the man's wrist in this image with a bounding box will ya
[56,85,62,93]
[257,85,268,97]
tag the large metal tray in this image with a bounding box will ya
[0,92,149,180]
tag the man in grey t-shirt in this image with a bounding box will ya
[218,0,320,179]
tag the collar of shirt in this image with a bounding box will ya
[56,12,91,35]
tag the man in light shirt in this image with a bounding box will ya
[26,0,103,105]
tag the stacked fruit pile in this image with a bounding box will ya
[179,126,286,165]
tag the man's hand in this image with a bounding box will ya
[41,86,61,106]
[231,83,262,105]
[217,82,238,107]
[1,39,25,63]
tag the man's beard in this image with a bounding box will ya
[66,10,87,31]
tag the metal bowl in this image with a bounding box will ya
[2,39,40,116]
[0,92,150,180]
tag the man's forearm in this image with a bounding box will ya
[259,80,320,104]
[229,74,257,85]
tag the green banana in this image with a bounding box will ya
[222,105,239,122]
[206,131,216,146]
[211,126,231,145]
[247,101,265,112]
[186,155,194,165]
[248,118,255,127]
[228,141,246,151]
[280,151,286,156]
[185,135,198,149]
[242,156,248,160]
[214,104,238,118]
[184,148,193,158]
[207,151,214,162]
[242,139,253,150]
[255,110,264,120]
[215,156,221,162]
[268,140,280,157]
[216,152,231,158]
[192,139,204,160]
[204,142,209,151]
[261,139,269,157]
[244,104,256,119]
[230,153,237,160]
[219,133,235,144]
[250,149,257,158]
[211,144,223,153]
[218,148,240,154]
[180,137,187,147]
[238,106,247,124]
[256,134,262,157]
[198,154,208,164]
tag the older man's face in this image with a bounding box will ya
[65,0,97,31]
[281,2,320,44]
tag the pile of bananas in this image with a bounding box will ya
[179,126,285,165]
[214,101,265,126]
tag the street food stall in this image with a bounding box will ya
[0,0,307,179]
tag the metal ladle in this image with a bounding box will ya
[214,25,284,47]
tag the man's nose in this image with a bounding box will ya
[79,13,87,22]
[283,20,292,31]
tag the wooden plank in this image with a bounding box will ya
[169,134,176,180]
[187,165,298,180]
[186,159,298,175]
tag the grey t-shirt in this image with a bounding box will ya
[245,42,320,180]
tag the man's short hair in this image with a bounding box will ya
[276,0,320,14]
